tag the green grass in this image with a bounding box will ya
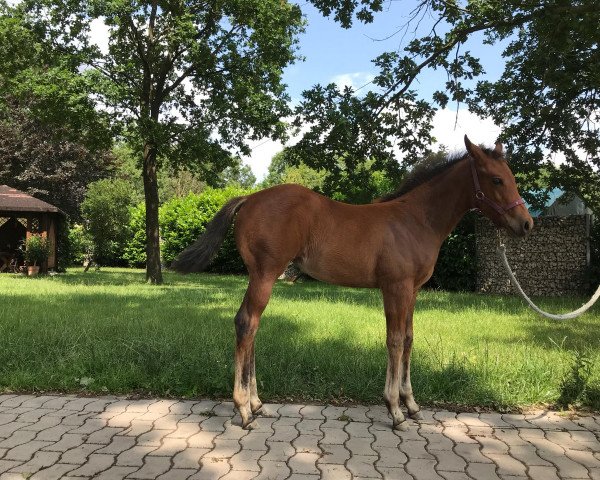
[0,268,599,411]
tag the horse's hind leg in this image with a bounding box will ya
[233,275,274,429]
[248,343,262,415]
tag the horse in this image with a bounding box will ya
[172,135,534,431]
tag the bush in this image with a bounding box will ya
[23,234,50,266]
[160,186,253,273]
[65,223,92,267]
[124,186,253,272]
[81,179,136,266]
[427,212,477,291]
[54,217,78,270]
[122,203,146,268]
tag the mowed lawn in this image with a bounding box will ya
[1,269,598,411]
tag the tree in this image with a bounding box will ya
[0,100,114,219]
[303,0,600,212]
[0,11,114,218]
[111,143,255,209]
[15,0,303,283]
[216,157,256,189]
[262,150,327,191]
[290,83,433,202]
[263,148,396,203]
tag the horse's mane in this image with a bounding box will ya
[377,147,502,203]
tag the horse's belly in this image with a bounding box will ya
[296,255,378,288]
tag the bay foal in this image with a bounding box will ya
[172,136,533,430]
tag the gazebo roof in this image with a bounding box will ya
[0,185,62,214]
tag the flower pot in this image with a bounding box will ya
[28,265,40,277]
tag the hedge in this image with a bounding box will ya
[124,186,254,273]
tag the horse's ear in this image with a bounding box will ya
[464,134,472,149]
[464,135,485,161]
[493,142,503,156]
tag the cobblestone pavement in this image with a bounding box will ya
[0,395,598,480]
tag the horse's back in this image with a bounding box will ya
[233,184,326,275]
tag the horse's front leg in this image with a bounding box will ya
[381,283,412,431]
[400,294,422,420]
[248,343,263,415]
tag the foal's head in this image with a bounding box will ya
[464,135,534,237]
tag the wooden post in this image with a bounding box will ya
[40,214,48,274]
[47,215,56,270]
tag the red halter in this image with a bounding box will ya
[469,155,525,216]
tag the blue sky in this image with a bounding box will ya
[284,2,507,103]
[245,1,510,179]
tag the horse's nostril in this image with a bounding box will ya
[523,221,530,232]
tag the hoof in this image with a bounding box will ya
[393,420,410,432]
[241,415,257,430]
[251,403,263,416]
[409,410,424,421]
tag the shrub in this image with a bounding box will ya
[160,186,253,273]
[81,179,136,266]
[124,186,253,272]
[65,223,92,267]
[122,203,147,268]
[23,234,50,266]
[427,212,477,291]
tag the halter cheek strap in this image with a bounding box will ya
[469,155,525,216]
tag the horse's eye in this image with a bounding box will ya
[492,177,503,185]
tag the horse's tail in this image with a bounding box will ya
[170,196,247,274]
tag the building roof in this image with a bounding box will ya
[0,185,62,214]
[525,187,592,217]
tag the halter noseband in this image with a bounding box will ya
[469,155,525,216]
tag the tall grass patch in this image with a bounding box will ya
[0,270,598,410]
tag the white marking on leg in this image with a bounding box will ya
[384,339,406,428]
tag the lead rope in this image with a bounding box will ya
[496,231,600,320]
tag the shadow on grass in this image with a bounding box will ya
[46,269,148,286]
[45,269,249,288]
[0,283,504,410]
[483,315,600,353]
[38,269,600,317]
[273,278,598,316]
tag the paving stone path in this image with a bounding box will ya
[0,394,598,480]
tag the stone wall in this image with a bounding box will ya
[475,215,591,296]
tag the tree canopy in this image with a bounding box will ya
[300,0,600,212]
[0,10,114,218]
[263,148,396,204]
[10,0,304,283]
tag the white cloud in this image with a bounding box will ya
[244,138,285,180]
[330,72,375,92]
[431,108,501,153]
[89,17,110,55]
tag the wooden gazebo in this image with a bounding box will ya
[0,185,63,273]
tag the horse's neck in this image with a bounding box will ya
[403,159,473,244]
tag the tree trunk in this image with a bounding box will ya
[143,142,163,284]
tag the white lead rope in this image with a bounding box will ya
[497,242,600,320]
